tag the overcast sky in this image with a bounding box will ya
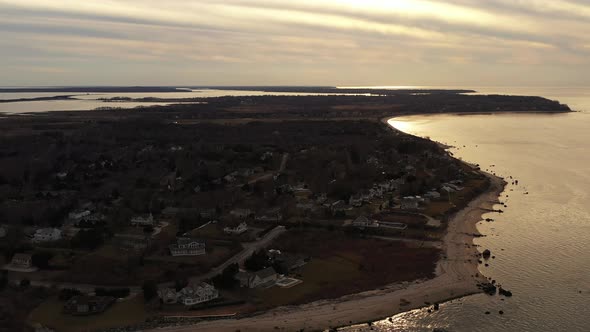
[1,0,590,86]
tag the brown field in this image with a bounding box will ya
[252,228,440,308]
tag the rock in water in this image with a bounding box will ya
[482,249,492,259]
[499,288,513,297]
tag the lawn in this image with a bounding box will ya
[29,296,147,332]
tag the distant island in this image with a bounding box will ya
[0,92,571,332]
[189,86,477,95]
[0,86,190,93]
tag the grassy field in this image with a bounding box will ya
[251,229,440,308]
[29,296,147,332]
[256,255,362,307]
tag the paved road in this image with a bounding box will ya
[189,225,286,283]
[8,226,286,292]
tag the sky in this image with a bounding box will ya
[1,0,590,87]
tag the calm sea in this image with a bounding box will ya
[340,86,590,332]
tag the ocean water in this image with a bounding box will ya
[341,87,590,332]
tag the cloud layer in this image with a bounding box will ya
[1,0,589,86]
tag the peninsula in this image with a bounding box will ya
[0,92,570,332]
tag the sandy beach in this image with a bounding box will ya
[146,173,506,332]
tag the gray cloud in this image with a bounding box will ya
[0,0,589,86]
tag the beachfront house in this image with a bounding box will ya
[158,283,219,306]
[178,282,219,306]
[236,267,279,288]
[32,228,62,243]
[169,237,206,256]
[250,267,278,288]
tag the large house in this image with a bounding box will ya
[130,214,155,227]
[10,253,33,269]
[32,228,62,243]
[63,296,115,316]
[235,267,278,288]
[158,283,219,306]
[169,237,206,256]
[223,222,248,235]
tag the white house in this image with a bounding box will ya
[158,283,219,306]
[130,214,154,227]
[223,222,248,235]
[32,228,62,243]
[179,283,219,306]
[170,237,206,256]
